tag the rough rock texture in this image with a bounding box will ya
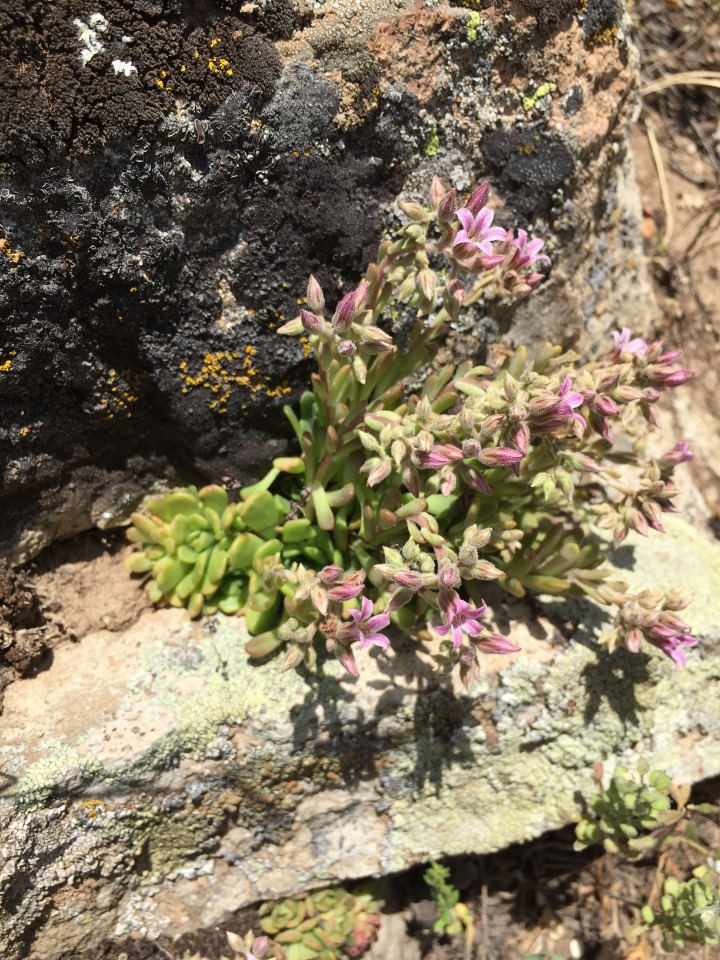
[1,516,719,960]
[0,0,650,562]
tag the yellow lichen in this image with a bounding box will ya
[178,350,291,413]
[0,239,24,264]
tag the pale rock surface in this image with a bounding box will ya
[1,517,719,960]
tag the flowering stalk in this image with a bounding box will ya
[129,179,698,684]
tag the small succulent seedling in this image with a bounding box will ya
[128,177,697,685]
[575,759,681,860]
[258,887,382,960]
[577,759,720,953]
[641,867,720,952]
[424,861,475,959]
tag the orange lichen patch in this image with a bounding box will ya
[0,239,24,264]
[178,351,291,413]
[0,350,17,373]
[368,8,458,105]
[299,336,312,359]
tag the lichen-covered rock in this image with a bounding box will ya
[1,516,718,960]
[0,0,650,561]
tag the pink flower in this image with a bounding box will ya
[347,597,391,651]
[612,328,648,357]
[660,441,694,467]
[453,207,507,262]
[434,597,488,651]
[506,228,551,270]
[648,631,698,668]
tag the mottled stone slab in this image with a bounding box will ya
[1,517,719,959]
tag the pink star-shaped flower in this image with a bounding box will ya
[435,597,488,651]
[348,597,391,650]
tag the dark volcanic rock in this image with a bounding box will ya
[1,0,649,561]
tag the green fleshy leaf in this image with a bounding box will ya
[245,631,283,657]
[239,490,285,533]
[155,557,190,594]
[201,546,228,594]
[311,486,335,531]
[241,468,281,499]
[128,513,168,546]
[199,484,230,515]
[245,596,281,633]
[274,455,305,474]
[227,532,265,569]
[281,519,313,543]
[177,544,199,564]
[147,490,200,521]
[126,553,153,574]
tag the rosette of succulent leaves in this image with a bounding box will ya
[127,178,697,687]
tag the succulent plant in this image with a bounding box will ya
[575,760,682,859]
[641,868,720,951]
[259,887,382,960]
[126,461,333,628]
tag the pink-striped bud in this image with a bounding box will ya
[333,290,357,331]
[337,339,356,357]
[594,395,619,416]
[476,447,524,467]
[436,187,458,225]
[319,564,343,583]
[624,628,643,653]
[367,460,393,487]
[415,444,465,468]
[391,570,425,590]
[336,646,359,677]
[466,180,490,215]
[306,275,325,313]
[300,308,324,334]
[439,564,461,589]
[461,438,482,458]
[354,280,369,313]
[477,634,521,655]
[429,176,447,209]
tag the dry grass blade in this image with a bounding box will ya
[643,116,675,250]
[642,70,720,95]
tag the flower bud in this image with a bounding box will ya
[353,355,367,384]
[436,187,458,225]
[417,268,437,302]
[300,308,323,334]
[466,180,490,215]
[367,459,392,487]
[306,275,325,313]
[319,564,343,583]
[333,290,357,331]
[354,280,369,313]
[476,446,524,467]
[436,567,460,593]
[477,635,521,655]
[337,339,356,357]
[391,570,425,590]
[398,200,428,222]
[429,175,446,209]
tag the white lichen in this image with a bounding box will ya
[74,12,109,67]
[112,60,137,76]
